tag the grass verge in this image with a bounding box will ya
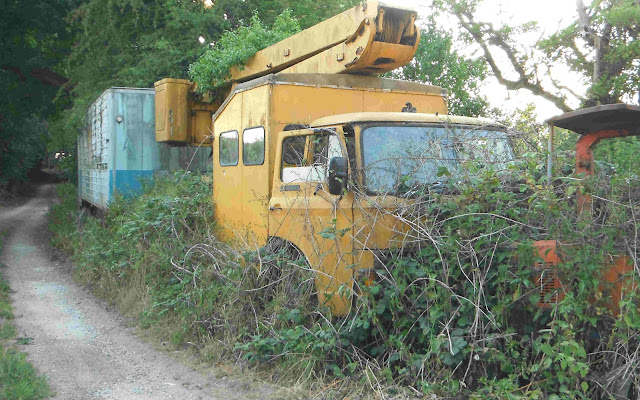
[0,232,52,399]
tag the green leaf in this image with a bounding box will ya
[529,293,540,305]
[540,343,554,357]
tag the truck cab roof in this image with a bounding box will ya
[309,112,501,128]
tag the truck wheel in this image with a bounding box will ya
[256,238,317,310]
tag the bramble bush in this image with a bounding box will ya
[50,159,640,398]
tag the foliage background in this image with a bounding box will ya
[0,0,76,187]
[0,0,360,187]
[4,0,640,397]
[1,0,639,187]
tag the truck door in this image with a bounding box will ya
[268,129,355,313]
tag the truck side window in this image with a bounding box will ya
[282,136,306,166]
[243,126,265,165]
[281,133,342,183]
[219,130,239,166]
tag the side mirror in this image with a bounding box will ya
[328,156,348,195]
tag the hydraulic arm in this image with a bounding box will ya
[230,2,419,82]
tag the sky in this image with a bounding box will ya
[385,0,591,121]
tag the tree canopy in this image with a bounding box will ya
[53,0,362,158]
[53,0,227,154]
[189,10,302,92]
[0,0,77,186]
[390,20,488,117]
[437,0,640,110]
[2,0,639,187]
[542,0,640,106]
[0,0,363,186]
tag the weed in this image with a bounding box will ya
[15,337,34,345]
[0,323,16,340]
[0,347,52,400]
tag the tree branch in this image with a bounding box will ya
[454,9,573,112]
[1,66,68,87]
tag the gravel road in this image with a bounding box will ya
[0,184,277,400]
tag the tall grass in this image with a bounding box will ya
[49,173,319,358]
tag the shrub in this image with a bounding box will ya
[50,161,640,398]
[189,10,300,92]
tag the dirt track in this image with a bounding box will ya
[0,184,275,400]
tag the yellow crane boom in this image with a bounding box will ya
[155,1,420,146]
[230,2,419,82]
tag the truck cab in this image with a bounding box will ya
[266,112,514,314]
[154,1,516,315]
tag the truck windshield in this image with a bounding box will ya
[361,124,513,195]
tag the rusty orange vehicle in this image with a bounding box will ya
[534,104,640,313]
[154,2,516,315]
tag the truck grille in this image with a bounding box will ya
[532,240,565,307]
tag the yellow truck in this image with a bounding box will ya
[154,2,514,315]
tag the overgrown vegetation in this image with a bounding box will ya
[53,0,358,157]
[3,0,639,188]
[0,233,52,399]
[1,0,360,186]
[189,10,301,92]
[50,154,640,398]
[0,0,74,189]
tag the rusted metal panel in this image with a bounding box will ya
[154,78,218,146]
[532,240,565,308]
[212,90,244,241]
[546,104,640,135]
[241,85,270,243]
[78,90,114,209]
[154,78,191,143]
[547,104,640,214]
[601,255,635,315]
[532,241,635,315]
